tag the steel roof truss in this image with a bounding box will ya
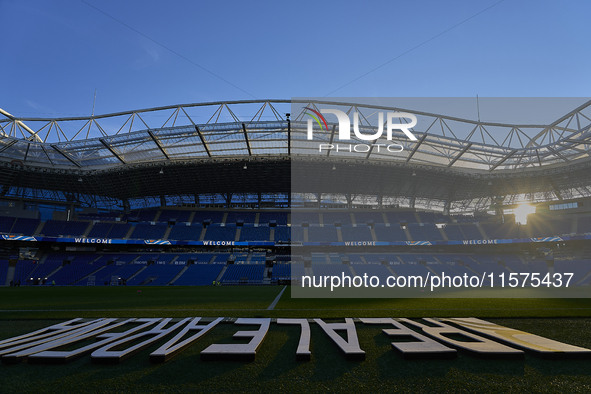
[147,130,170,160]
[99,139,126,164]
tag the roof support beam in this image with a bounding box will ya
[328,125,337,157]
[0,139,17,154]
[194,126,211,157]
[51,145,81,167]
[147,130,170,160]
[99,139,126,164]
[287,116,291,156]
[23,142,30,161]
[547,146,570,163]
[405,133,427,162]
[0,108,42,142]
[447,143,473,167]
[242,123,252,156]
[489,150,517,171]
[547,178,563,200]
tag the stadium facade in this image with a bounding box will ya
[0,99,590,290]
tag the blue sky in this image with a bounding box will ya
[2,0,590,119]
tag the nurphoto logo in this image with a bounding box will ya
[304,107,418,154]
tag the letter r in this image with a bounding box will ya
[387,112,418,141]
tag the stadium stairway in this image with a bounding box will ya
[439,227,449,241]
[413,211,422,223]
[263,266,271,284]
[426,265,440,277]
[124,226,134,239]
[168,265,189,285]
[385,265,397,276]
[403,227,412,241]
[577,269,591,285]
[187,212,196,223]
[45,265,63,281]
[215,266,227,283]
[477,224,488,239]
[73,265,112,286]
[234,228,241,242]
[82,222,92,237]
[32,222,44,236]
[369,227,378,242]
[4,265,15,286]
[348,265,356,276]
[127,266,147,281]
[570,216,578,234]
[82,223,93,237]
[162,227,172,240]
[336,227,343,242]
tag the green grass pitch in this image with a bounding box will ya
[0,286,590,393]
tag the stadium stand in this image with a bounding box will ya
[157,209,192,223]
[259,212,288,225]
[168,224,202,241]
[129,223,168,240]
[291,212,320,225]
[374,225,408,242]
[274,226,291,242]
[350,264,391,283]
[13,260,38,284]
[311,264,351,278]
[322,212,352,225]
[0,260,8,286]
[191,211,224,224]
[10,217,40,235]
[443,225,465,240]
[0,216,16,233]
[39,220,89,237]
[341,225,373,242]
[173,264,224,286]
[49,261,105,285]
[203,225,237,241]
[225,211,256,224]
[239,225,270,241]
[354,212,385,225]
[126,264,184,286]
[106,223,132,238]
[308,226,339,242]
[220,264,265,284]
[389,262,431,279]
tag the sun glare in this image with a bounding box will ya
[514,203,536,225]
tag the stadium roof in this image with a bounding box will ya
[1,99,590,211]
